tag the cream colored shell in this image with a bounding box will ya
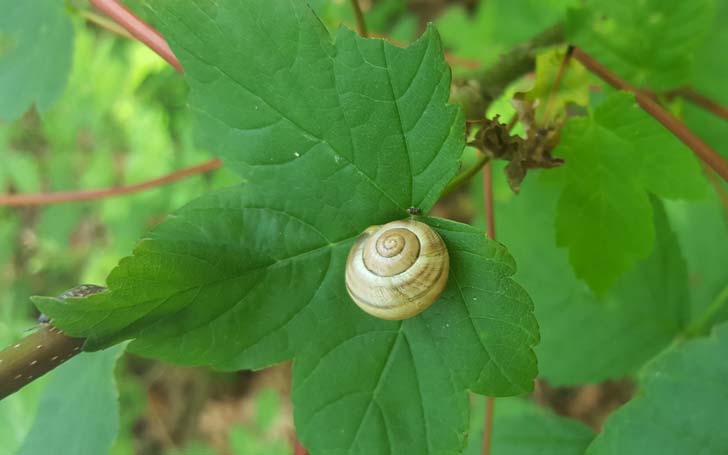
[345,219,449,320]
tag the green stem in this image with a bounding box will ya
[442,152,490,196]
[684,285,728,338]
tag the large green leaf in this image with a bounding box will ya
[35,210,538,454]
[292,218,537,454]
[473,169,691,385]
[554,91,705,293]
[587,321,728,454]
[154,0,462,217]
[463,397,594,455]
[566,0,715,90]
[0,0,74,120]
[17,345,125,455]
[34,1,538,454]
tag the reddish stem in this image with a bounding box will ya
[674,87,728,122]
[294,439,309,455]
[483,163,496,240]
[543,45,574,123]
[572,47,728,182]
[89,0,183,73]
[702,164,728,219]
[350,0,368,38]
[481,163,496,455]
[0,159,221,207]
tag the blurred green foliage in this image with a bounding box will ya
[0,11,237,455]
[0,0,74,120]
[1,0,728,454]
[437,0,575,69]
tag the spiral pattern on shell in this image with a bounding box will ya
[345,219,449,320]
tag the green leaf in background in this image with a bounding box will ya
[34,1,538,454]
[0,0,74,120]
[464,397,594,455]
[566,0,715,90]
[587,322,728,454]
[473,168,691,385]
[437,0,574,68]
[666,196,728,327]
[17,344,125,455]
[546,195,689,383]
[0,381,44,455]
[554,91,705,293]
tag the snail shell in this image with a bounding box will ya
[345,219,449,320]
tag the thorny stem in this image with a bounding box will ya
[0,325,84,400]
[350,0,368,38]
[0,159,222,206]
[571,47,728,182]
[89,0,183,72]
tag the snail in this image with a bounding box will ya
[345,219,449,320]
